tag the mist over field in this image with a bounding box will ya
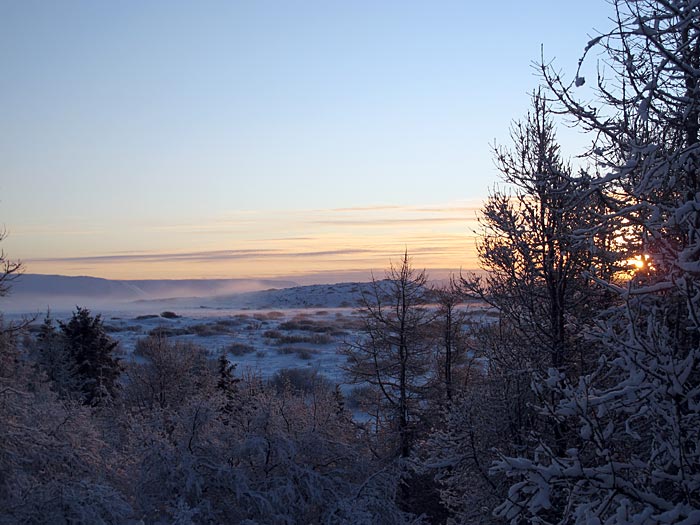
[2,273,299,313]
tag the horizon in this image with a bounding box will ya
[12,265,474,287]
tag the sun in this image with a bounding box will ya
[626,254,654,272]
[628,256,645,269]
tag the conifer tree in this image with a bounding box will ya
[59,307,121,406]
[216,351,240,424]
[32,313,77,397]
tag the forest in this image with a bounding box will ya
[1,1,699,523]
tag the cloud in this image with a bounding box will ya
[311,216,471,226]
[19,199,484,279]
[28,247,385,265]
[330,204,406,212]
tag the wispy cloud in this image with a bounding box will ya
[330,204,406,213]
[311,216,470,226]
[19,200,483,279]
[28,248,386,265]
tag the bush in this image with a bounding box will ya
[268,367,332,394]
[227,342,256,356]
[148,326,191,337]
[279,317,335,333]
[190,322,234,337]
[276,346,319,360]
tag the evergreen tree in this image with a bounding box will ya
[32,312,77,398]
[216,351,240,424]
[59,307,121,406]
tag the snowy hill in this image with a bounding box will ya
[201,281,377,309]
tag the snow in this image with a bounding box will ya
[9,281,493,388]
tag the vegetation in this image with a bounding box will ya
[343,250,433,459]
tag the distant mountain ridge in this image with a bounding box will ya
[1,274,472,315]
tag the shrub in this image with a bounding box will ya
[148,326,191,337]
[268,367,332,394]
[227,342,256,356]
[276,346,319,360]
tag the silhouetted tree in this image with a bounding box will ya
[426,92,614,523]
[0,228,22,298]
[344,251,432,458]
[462,91,612,378]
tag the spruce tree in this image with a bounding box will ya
[59,307,121,406]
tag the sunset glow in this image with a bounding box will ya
[14,202,481,282]
[1,2,610,282]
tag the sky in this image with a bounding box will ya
[1,1,613,283]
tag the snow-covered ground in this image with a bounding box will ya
[9,281,498,387]
[104,306,363,384]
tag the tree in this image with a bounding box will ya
[344,250,432,458]
[124,335,215,413]
[0,228,30,338]
[462,91,612,377]
[431,277,469,404]
[0,313,130,522]
[424,93,608,523]
[59,307,121,406]
[455,92,610,484]
[31,312,78,398]
[0,228,22,298]
[494,2,700,523]
[216,350,241,424]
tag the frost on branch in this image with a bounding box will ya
[496,1,700,523]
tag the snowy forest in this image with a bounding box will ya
[2,1,700,523]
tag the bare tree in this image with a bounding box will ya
[0,228,22,299]
[431,277,468,404]
[344,250,433,458]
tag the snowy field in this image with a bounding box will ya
[8,281,497,388]
[101,306,363,384]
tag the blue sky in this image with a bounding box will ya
[1,1,612,280]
